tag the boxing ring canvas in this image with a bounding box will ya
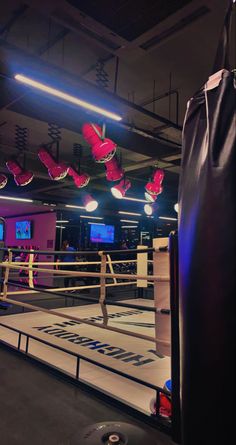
[0,299,170,415]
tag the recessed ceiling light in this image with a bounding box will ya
[56,220,69,223]
[56,225,66,229]
[87,222,105,225]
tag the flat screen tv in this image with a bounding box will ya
[15,220,32,240]
[90,224,115,244]
[0,221,4,241]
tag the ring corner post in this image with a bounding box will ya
[137,245,148,298]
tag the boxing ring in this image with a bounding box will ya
[0,236,180,436]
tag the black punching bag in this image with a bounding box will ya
[178,2,236,444]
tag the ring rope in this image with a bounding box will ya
[3,260,138,266]
[0,247,155,255]
[0,296,169,346]
[1,280,169,313]
[0,281,137,295]
[0,263,170,282]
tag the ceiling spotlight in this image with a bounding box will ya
[92,139,117,163]
[38,147,68,181]
[6,159,33,186]
[68,166,90,188]
[145,169,164,201]
[15,75,122,122]
[82,123,117,163]
[0,173,8,189]
[144,191,157,203]
[82,194,98,212]
[144,203,153,216]
[111,179,131,199]
[174,203,179,213]
[105,157,124,182]
[82,123,103,146]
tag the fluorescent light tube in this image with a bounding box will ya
[65,204,84,209]
[159,216,177,221]
[0,195,33,203]
[80,215,103,220]
[120,219,139,224]
[121,225,138,228]
[118,211,141,216]
[15,74,122,122]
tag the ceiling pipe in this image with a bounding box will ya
[140,89,179,126]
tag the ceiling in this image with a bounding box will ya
[0,0,235,219]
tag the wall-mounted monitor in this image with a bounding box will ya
[0,221,4,241]
[15,220,32,240]
[90,224,115,244]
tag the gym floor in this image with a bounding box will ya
[0,345,174,445]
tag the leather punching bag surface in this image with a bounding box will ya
[178,2,236,444]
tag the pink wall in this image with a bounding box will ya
[5,212,57,286]
[5,212,56,251]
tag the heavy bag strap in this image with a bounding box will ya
[211,0,234,74]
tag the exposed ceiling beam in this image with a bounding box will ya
[0,4,29,37]
[36,28,70,56]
